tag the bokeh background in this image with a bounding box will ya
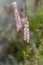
[0,0,43,65]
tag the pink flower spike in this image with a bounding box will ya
[12,1,22,32]
[24,18,30,43]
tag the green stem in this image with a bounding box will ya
[25,0,27,16]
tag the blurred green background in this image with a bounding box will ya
[0,0,43,65]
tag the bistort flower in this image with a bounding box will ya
[12,1,22,32]
[24,18,30,43]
